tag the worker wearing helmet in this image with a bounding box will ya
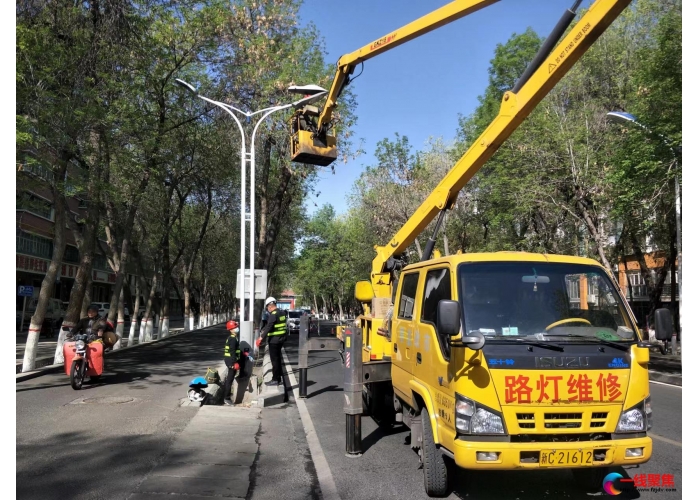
[255,297,287,386]
[223,320,242,406]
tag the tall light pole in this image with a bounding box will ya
[175,80,327,338]
[606,111,681,356]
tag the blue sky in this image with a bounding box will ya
[298,0,597,216]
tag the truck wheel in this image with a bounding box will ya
[571,467,609,491]
[421,409,449,497]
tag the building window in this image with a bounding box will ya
[21,163,54,183]
[93,254,111,271]
[64,245,80,263]
[17,192,53,220]
[16,229,53,259]
[566,276,581,305]
[627,272,644,286]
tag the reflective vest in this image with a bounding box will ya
[268,311,287,336]
[224,336,241,358]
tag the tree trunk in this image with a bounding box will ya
[128,279,141,347]
[104,172,150,324]
[56,247,92,365]
[574,192,613,274]
[338,295,344,321]
[23,162,68,373]
[183,274,192,332]
[313,293,319,318]
[142,271,159,342]
[113,286,125,350]
[56,155,102,364]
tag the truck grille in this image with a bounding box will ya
[516,413,535,429]
[544,412,582,429]
[515,412,608,431]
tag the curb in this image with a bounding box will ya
[16,323,226,383]
[649,370,682,387]
[251,345,286,407]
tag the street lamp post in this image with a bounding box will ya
[606,111,681,356]
[175,80,327,343]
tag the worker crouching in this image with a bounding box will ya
[223,320,242,406]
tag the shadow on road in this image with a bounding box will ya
[447,464,641,500]
[362,424,406,453]
[16,429,193,499]
[303,383,342,399]
[290,357,339,374]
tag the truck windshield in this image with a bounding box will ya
[288,311,302,318]
[457,262,636,342]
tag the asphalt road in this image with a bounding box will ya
[287,321,682,500]
[16,324,229,500]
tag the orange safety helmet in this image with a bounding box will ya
[226,320,239,331]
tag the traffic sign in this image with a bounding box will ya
[236,269,268,299]
[18,286,34,297]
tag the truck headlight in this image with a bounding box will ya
[455,394,505,435]
[616,397,651,432]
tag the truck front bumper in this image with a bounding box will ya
[451,435,652,470]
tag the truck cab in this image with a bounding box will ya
[367,252,651,493]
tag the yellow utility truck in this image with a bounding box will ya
[290,0,657,495]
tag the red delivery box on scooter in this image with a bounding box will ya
[63,341,104,377]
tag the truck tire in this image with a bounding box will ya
[571,467,609,491]
[421,409,449,497]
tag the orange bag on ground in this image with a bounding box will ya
[63,341,104,377]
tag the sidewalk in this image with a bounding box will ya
[128,346,320,500]
[129,406,260,500]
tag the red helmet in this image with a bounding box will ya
[226,320,239,331]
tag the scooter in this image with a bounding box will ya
[64,334,104,390]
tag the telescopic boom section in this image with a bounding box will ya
[316,0,499,130]
[291,1,498,166]
[369,0,632,299]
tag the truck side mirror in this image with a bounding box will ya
[436,300,485,351]
[654,308,673,341]
[437,300,461,337]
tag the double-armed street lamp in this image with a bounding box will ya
[606,111,681,355]
[175,79,327,343]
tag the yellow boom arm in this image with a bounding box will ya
[317,0,499,128]
[290,0,498,165]
[369,0,632,299]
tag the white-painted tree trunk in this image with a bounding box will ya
[139,318,147,343]
[188,315,194,331]
[161,316,170,338]
[128,318,138,347]
[113,288,125,351]
[153,314,160,339]
[145,318,154,342]
[54,321,75,365]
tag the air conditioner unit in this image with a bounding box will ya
[587,294,598,303]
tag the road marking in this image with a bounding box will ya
[650,380,682,388]
[648,432,682,447]
[282,347,341,500]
